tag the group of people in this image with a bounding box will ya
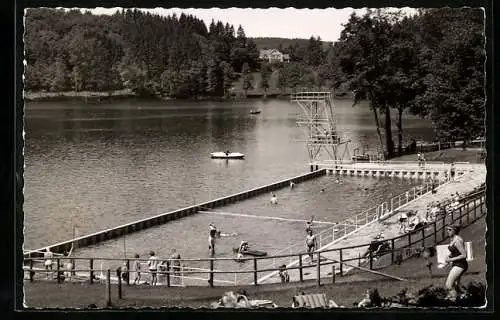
[128,249,182,286]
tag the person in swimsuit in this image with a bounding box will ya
[209,223,218,256]
[305,229,317,263]
[43,247,54,279]
[148,251,159,286]
[445,224,468,300]
[133,253,141,285]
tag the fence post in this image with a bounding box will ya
[332,265,336,284]
[421,227,425,247]
[29,259,34,282]
[408,232,412,247]
[434,221,438,244]
[56,259,61,283]
[442,215,446,240]
[391,239,395,263]
[166,260,170,287]
[339,249,343,276]
[71,258,75,276]
[117,268,122,300]
[369,249,373,270]
[253,258,258,286]
[126,260,130,285]
[90,259,94,284]
[209,259,214,287]
[316,252,321,287]
[105,269,111,307]
[299,254,303,282]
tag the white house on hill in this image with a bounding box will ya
[259,49,290,63]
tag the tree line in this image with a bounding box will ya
[24,8,260,98]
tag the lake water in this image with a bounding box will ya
[23,98,435,253]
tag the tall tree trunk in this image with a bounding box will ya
[371,104,385,154]
[397,106,403,155]
[384,104,394,158]
[368,89,385,154]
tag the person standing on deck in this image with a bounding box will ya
[133,253,141,285]
[449,163,456,181]
[148,251,159,286]
[305,229,317,264]
[444,224,468,300]
[43,248,54,279]
[170,249,181,277]
[209,223,218,256]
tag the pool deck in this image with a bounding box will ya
[258,163,486,284]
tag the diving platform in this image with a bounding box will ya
[317,160,475,179]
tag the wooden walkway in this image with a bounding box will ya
[257,163,486,284]
[321,161,472,179]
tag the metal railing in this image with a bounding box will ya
[24,183,485,287]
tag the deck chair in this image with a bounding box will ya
[292,293,339,308]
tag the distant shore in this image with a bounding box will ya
[23,90,352,102]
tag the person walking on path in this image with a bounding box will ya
[444,224,468,300]
[148,251,159,286]
[305,229,317,264]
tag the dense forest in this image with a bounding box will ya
[24,8,262,98]
[23,8,485,155]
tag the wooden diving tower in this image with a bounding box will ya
[291,92,351,171]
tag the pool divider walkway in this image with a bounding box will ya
[256,163,486,284]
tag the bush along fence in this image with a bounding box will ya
[23,187,485,289]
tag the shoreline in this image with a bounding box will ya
[23,90,292,102]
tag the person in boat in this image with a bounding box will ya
[209,223,218,256]
[270,194,278,205]
[305,229,317,263]
[236,241,250,260]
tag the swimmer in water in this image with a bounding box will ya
[290,181,295,189]
[306,216,314,233]
[270,194,278,204]
[320,188,325,193]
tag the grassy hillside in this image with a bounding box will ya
[250,37,333,51]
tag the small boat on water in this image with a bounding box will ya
[210,152,245,159]
[232,247,267,257]
[249,110,261,114]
